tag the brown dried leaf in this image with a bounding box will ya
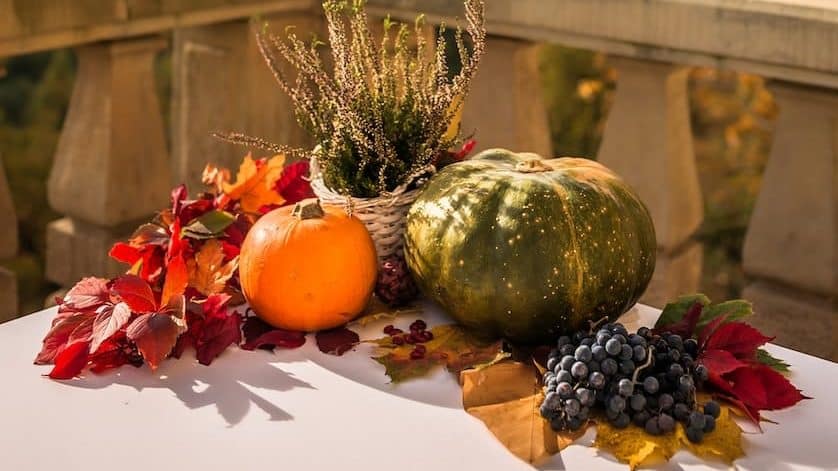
[370,324,504,383]
[461,361,586,464]
[350,297,421,327]
[188,239,238,296]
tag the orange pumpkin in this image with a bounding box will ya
[239,198,378,331]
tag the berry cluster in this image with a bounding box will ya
[383,320,434,359]
[540,322,721,443]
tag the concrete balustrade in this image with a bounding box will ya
[46,37,171,286]
[0,156,18,322]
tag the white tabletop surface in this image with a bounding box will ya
[1,302,836,471]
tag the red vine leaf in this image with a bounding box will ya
[112,275,157,313]
[241,316,306,351]
[653,301,703,338]
[726,365,809,411]
[35,314,92,364]
[195,312,242,366]
[698,349,746,376]
[273,159,314,204]
[62,277,111,311]
[48,341,91,380]
[161,254,188,306]
[90,302,132,354]
[126,310,186,370]
[315,327,360,356]
[704,322,773,359]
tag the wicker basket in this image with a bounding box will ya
[310,157,433,262]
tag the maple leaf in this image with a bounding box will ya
[273,159,314,204]
[241,316,306,351]
[188,239,239,296]
[594,396,744,470]
[370,324,505,383]
[202,163,231,193]
[315,327,360,356]
[461,361,584,464]
[222,154,286,213]
[89,302,132,354]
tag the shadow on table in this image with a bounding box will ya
[64,347,314,427]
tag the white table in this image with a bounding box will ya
[1,302,835,471]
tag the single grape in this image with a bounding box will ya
[605,338,622,356]
[627,333,645,347]
[557,382,574,399]
[546,378,558,390]
[630,394,647,411]
[637,326,651,338]
[557,335,572,347]
[684,338,698,355]
[688,411,706,430]
[608,395,626,413]
[659,393,674,411]
[619,344,634,360]
[633,410,650,427]
[703,415,716,433]
[550,416,566,431]
[540,402,554,419]
[645,417,661,435]
[643,376,660,394]
[556,370,573,384]
[632,345,647,362]
[588,371,606,389]
[580,337,594,347]
[703,401,721,418]
[695,364,709,382]
[618,378,634,397]
[612,413,630,429]
[543,371,555,383]
[564,398,581,417]
[658,413,675,433]
[575,345,593,362]
[559,344,575,357]
[571,361,589,379]
[667,334,683,350]
[546,356,560,372]
[591,345,607,361]
[685,426,704,443]
[543,391,562,410]
[669,349,681,362]
[681,354,694,369]
[560,355,575,371]
[601,358,619,376]
[612,333,627,345]
[596,331,611,346]
[619,359,636,375]
[673,403,690,421]
[668,363,684,379]
[679,374,695,393]
[576,388,595,407]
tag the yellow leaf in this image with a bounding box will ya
[222,153,286,213]
[370,324,505,383]
[188,239,239,296]
[594,399,744,470]
[461,361,586,464]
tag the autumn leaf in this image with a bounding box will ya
[756,348,790,373]
[125,295,187,370]
[594,398,744,470]
[111,275,157,313]
[273,159,314,204]
[370,324,505,383]
[61,277,111,311]
[181,210,235,239]
[241,316,307,351]
[222,154,286,213]
[188,239,239,296]
[349,297,421,327]
[35,313,94,364]
[315,327,360,356]
[703,322,772,359]
[90,302,132,354]
[461,361,584,464]
[48,341,91,380]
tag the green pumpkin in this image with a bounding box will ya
[404,149,656,344]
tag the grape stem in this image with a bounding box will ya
[632,345,655,384]
[587,316,609,334]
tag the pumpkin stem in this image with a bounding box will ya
[515,159,551,173]
[292,198,326,220]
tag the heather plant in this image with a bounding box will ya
[219,0,486,197]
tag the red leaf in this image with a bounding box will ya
[454,139,477,160]
[195,313,242,366]
[126,313,185,370]
[273,160,314,205]
[109,242,142,265]
[171,184,188,217]
[315,327,360,356]
[699,348,748,375]
[89,347,129,374]
[160,254,188,307]
[698,313,728,348]
[62,277,111,311]
[178,198,215,226]
[704,322,773,359]
[48,341,90,379]
[727,365,809,410]
[241,317,305,351]
[90,302,132,354]
[653,301,703,338]
[200,293,232,319]
[35,314,92,364]
[221,241,240,260]
[112,275,157,313]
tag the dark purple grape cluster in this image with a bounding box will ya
[540,322,720,442]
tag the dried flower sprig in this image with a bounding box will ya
[245,0,485,197]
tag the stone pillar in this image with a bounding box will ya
[171,14,318,191]
[597,57,703,308]
[46,37,171,287]
[461,37,552,157]
[0,156,18,322]
[743,81,837,361]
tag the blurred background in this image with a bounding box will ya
[0,0,833,361]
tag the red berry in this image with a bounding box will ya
[383,325,395,334]
[420,331,434,342]
[390,328,403,335]
[410,319,427,331]
[408,332,423,344]
[415,344,427,353]
[392,336,405,346]
[405,334,416,344]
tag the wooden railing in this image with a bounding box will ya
[0,0,835,360]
